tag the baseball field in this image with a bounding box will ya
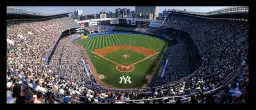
[77,33,169,89]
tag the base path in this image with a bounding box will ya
[131,52,159,66]
[75,43,114,89]
[94,45,157,57]
[91,51,119,65]
[75,42,146,90]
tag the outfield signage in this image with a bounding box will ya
[149,22,161,27]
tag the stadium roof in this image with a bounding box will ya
[169,6,248,16]
[7,7,70,16]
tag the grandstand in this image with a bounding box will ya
[7,6,248,104]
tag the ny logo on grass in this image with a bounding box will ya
[119,76,132,84]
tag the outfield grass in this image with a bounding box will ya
[77,34,169,88]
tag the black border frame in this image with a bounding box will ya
[3,0,254,110]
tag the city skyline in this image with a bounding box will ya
[10,6,230,15]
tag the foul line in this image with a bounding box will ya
[130,52,160,66]
[92,51,159,67]
[91,51,119,65]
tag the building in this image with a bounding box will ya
[135,6,159,20]
[115,8,132,18]
[131,10,136,14]
[115,8,121,17]
[162,9,170,18]
[107,11,115,18]
[99,11,108,18]
[77,10,83,16]
[122,8,132,18]
[87,14,95,19]
[131,11,136,18]
[95,14,100,19]
[74,10,83,16]
[148,14,154,20]
[100,13,107,18]
[159,13,163,18]
[73,10,83,19]
[79,15,87,20]
[127,9,131,15]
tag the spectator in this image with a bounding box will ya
[7,82,16,104]
[33,92,44,104]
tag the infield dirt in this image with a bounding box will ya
[93,45,157,57]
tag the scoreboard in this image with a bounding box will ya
[119,19,127,25]
[99,20,111,25]
[143,21,150,28]
[136,21,143,28]
[135,21,150,28]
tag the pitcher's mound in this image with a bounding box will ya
[122,54,130,59]
[116,64,135,72]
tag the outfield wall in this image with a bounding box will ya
[71,36,81,43]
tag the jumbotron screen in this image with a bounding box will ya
[119,19,127,25]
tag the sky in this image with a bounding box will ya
[10,6,231,15]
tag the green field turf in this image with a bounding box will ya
[105,49,146,64]
[77,34,169,88]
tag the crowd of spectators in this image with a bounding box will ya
[7,11,248,104]
[6,17,87,104]
[84,25,115,34]
[160,13,249,103]
[48,34,90,84]
[150,43,190,87]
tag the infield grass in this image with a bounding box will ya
[77,34,169,88]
